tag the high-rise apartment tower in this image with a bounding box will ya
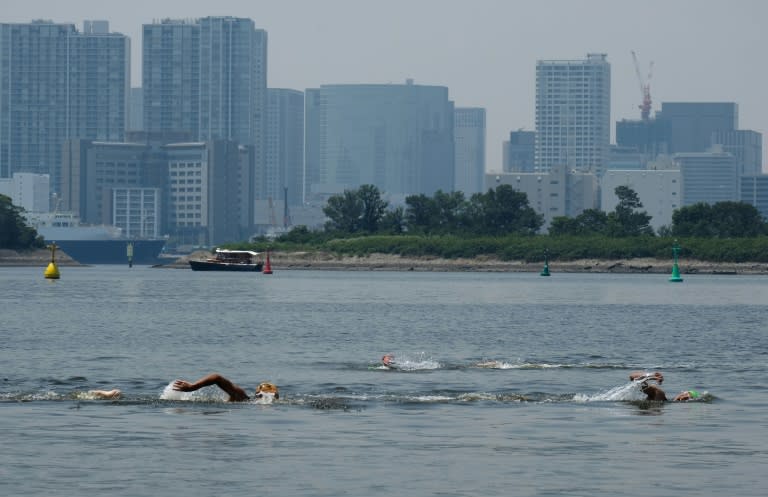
[535,53,610,175]
[0,20,129,194]
[142,16,267,223]
[142,17,267,146]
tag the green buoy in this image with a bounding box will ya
[540,248,550,277]
[669,240,683,282]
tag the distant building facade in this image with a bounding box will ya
[142,17,267,223]
[535,54,611,175]
[454,107,486,195]
[601,169,682,232]
[740,175,768,220]
[61,140,152,226]
[0,20,130,194]
[129,88,143,131]
[266,89,304,209]
[304,88,322,205]
[616,104,746,171]
[485,167,598,230]
[304,81,455,201]
[606,145,646,171]
[711,129,762,176]
[504,130,535,173]
[674,152,739,206]
[112,187,161,238]
[61,136,254,244]
[165,140,252,245]
[657,102,738,154]
[142,20,200,137]
[0,172,50,212]
[142,17,267,145]
[615,118,670,166]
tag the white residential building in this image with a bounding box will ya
[485,166,598,230]
[535,54,611,175]
[112,187,161,239]
[0,172,50,212]
[601,169,682,232]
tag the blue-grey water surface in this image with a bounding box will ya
[1,266,767,496]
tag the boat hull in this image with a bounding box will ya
[51,239,166,265]
[189,260,263,272]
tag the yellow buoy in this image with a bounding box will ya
[44,243,60,280]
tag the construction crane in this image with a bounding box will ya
[631,50,654,121]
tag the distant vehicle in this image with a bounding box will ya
[188,249,264,272]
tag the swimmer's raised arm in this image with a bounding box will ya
[629,371,663,384]
[628,371,668,401]
[173,373,249,402]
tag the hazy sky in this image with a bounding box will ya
[6,0,768,171]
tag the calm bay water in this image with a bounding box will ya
[1,266,767,496]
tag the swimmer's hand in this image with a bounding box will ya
[172,380,193,392]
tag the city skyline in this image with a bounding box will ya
[4,0,767,172]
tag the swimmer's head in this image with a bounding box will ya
[254,382,279,401]
[673,389,701,401]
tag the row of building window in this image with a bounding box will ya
[170,180,203,186]
[170,170,202,176]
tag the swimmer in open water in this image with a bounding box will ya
[381,354,396,369]
[172,373,279,402]
[629,371,701,402]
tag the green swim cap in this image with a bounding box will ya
[688,390,700,399]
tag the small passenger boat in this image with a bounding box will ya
[189,249,264,272]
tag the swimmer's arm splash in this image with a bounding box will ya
[629,371,664,384]
[173,373,249,402]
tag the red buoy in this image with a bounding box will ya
[263,249,273,275]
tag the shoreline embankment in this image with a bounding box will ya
[0,249,80,266]
[5,248,765,275]
[250,251,768,274]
